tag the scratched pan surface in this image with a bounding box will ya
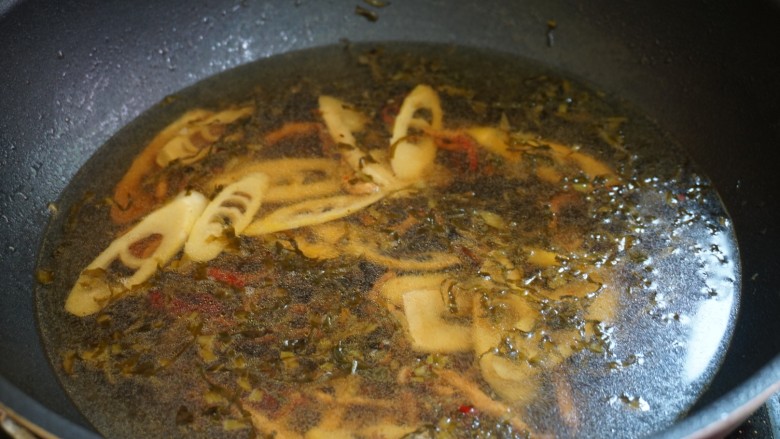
[1,1,779,438]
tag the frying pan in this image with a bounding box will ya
[1,0,779,437]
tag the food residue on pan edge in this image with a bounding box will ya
[35,43,739,439]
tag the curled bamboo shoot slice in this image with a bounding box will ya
[156,136,210,167]
[435,369,529,432]
[479,353,538,404]
[473,295,541,404]
[290,222,350,260]
[111,109,211,224]
[390,85,443,181]
[210,158,342,203]
[391,137,437,182]
[390,85,443,141]
[343,226,461,271]
[66,191,207,316]
[472,293,539,357]
[342,225,461,271]
[244,192,385,236]
[319,95,397,188]
[155,106,253,167]
[185,172,269,262]
[355,247,461,272]
[402,289,472,353]
[293,237,340,260]
[318,96,367,149]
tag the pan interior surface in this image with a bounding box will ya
[33,43,740,438]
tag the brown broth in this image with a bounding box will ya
[35,43,740,438]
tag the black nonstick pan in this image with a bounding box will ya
[1,0,779,437]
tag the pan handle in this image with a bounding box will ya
[686,384,780,439]
[1,403,40,439]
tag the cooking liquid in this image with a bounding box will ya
[34,43,740,438]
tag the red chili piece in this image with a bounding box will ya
[433,133,479,172]
[147,290,222,317]
[458,404,476,414]
[148,290,166,310]
[458,245,482,268]
[207,267,246,289]
[380,100,401,127]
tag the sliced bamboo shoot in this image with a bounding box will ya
[391,137,438,182]
[111,109,211,224]
[479,353,537,404]
[156,106,253,167]
[349,244,461,272]
[210,158,342,203]
[472,294,538,357]
[185,172,269,262]
[380,273,448,307]
[244,192,385,236]
[66,191,207,316]
[402,289,471,353]
[390,85,443,181]
[318,96,367,148]
[435,369,529,432]
[319,95,398,188]
[293,236,339,260]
